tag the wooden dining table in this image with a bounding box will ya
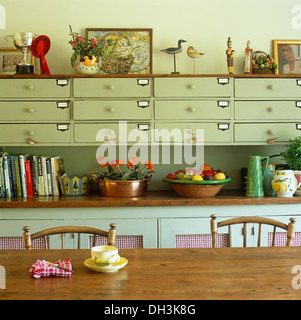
[0,247,301,300]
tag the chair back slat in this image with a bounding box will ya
[22,224,117,250]
[210,215,296,248]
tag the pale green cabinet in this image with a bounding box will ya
[73,78,151,98]
[154,77,233,97]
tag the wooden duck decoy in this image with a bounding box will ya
[161,39,187,74]
[187,46,204,73]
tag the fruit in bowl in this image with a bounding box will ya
[163,164,231,197]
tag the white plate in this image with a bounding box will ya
[84,257,128,273]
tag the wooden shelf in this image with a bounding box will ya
[1,190,301,208]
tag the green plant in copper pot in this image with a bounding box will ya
[280,136,301,170]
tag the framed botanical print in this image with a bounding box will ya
[273,40,301,74]
[0,47,35,75]
[86,28,153,74]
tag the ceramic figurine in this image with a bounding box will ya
[187,46,204,74]
[244,40,253,74]
[161,39,187,74]
[226,37,235,74]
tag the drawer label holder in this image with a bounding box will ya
[217,123,230,131]
[137,79,150,87]
[56,101,69,109]
[137,101,150,108]
[217,101,229,108]
[217,78,230,85]
[56,79,69,87]
[296,124,301,130]
[57,124,69,132]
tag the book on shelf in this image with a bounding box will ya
[0,152,65,198]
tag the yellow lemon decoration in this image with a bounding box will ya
[279,182,287,192]
[213,172,226,180]
[192,175,203,181]
[272,182,280,193]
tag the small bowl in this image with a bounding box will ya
[162,177,231,198]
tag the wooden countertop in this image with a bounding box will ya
[0,73,301,79]
[1,190,301,208]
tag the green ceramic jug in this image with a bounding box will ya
[246,156,269,197]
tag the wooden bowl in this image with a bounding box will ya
[162,177,231,198]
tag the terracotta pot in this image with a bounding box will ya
[90,175,150,197]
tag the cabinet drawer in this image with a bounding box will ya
[154,77,233,97]
[235,101,301,120]
[0,101,70,121]
[0,124,71,143]
[155,100,230,120]
[234,123,301,142]
[74,100,151,120]
[74,122,151,143]
[154,122,231,143]
[0,79,70,98]
[73,78,151,98]
[235,79,301,98]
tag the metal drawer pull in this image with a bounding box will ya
[107,107,115,113]
[296,101,301,108]
[27,130,34,136]
[217,123,229,131]
[296,124,301,130]
[217,101,229,108]
[187,106,195,112]
[297,80,301,86]
[217,78,229,85]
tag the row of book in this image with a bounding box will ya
[0,152,65,198]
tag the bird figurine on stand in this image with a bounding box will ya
[161,39,187,74]
[187,46,204,74]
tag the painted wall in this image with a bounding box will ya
[0,0,301,74]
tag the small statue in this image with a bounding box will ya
[187,46,204,74]
[244,40,253,74]
[161,39,187,74]
[226,37,235,74]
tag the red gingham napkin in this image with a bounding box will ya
[29,259,72,278]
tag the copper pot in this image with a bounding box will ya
[90,175,150,197]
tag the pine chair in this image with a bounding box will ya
[210,215,296,248]
[22,223,117,249]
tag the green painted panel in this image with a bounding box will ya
[155,100,231,120]
[235,79,301,98]
[0,79,70,98]
[235,101,301,120]
[234,123,301,142]
[154,122,231,143]
[74,100,151,120]
[73,78,151,98]
[0,101,70,121]
[154,77,233,97]
[74,122,151,143]
[0,124,71,143]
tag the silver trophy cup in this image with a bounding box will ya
[10,32,36,74]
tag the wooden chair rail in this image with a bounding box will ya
[210,215,296,247]
[22,223,117,249]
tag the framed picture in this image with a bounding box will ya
[86,28,153,74]
[273,40,301,74]
[0,47,35,75]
